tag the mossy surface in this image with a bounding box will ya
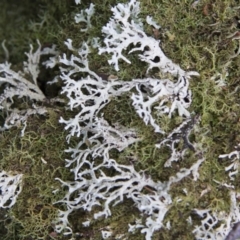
[0,0,240,239]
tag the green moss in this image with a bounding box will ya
[1,0,240,239]
[0,108,73,239]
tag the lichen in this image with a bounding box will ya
[0,0,240,239]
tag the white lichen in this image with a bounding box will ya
[219,144,240,180]
[0,170,23,208]
[193,191,240,240]
[55,1,203,239]
[74,3,95,32]
[0,40,58,132]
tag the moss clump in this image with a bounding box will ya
[0,108,74,239]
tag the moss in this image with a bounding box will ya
[1,0,240,239]
[0,108,73,239]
